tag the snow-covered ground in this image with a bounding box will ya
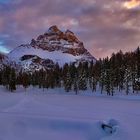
[0,86,140,140]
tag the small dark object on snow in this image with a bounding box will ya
[101,123,113,134]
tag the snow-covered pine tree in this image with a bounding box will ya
[73,78,78,94]
[78,70,87,91]
[91,76,97,92]
[124,68,131,95]
[134,47,140,92]
[99,67,105,94]
[104,69,111,96]
[64,70,72,92]
[110,70,115,96]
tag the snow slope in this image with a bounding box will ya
[7,45,83,66]
[0,86,140,140]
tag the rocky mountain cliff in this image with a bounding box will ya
[6,25,96,71]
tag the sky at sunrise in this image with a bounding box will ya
[0,0,140,58]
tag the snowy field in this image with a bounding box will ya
[0,86,140,140]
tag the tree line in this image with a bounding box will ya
[0,47,140,95]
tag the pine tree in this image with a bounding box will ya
[38,69,45,89]
[9,68,16,92]
[91,76,97,92]
[124,68,131,95]
[2,66,11,89]
[31,71,38,88]
[64,70,72,92]
[73,78,78,95]
[110,70,115,96]
[0,70,2,85]
[100,67,105,94]
[104,69,111,96]
[78,70,87,91]
[22,72,30,91]
[54,63,61,87]
[48,70,55,89]
[134,47,140,92]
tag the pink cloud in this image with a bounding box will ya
[0,0,140,58]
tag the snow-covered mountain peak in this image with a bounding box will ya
[6,26,96,71]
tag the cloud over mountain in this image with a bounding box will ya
[0,0,140,58]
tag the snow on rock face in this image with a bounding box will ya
[7,25,96,71]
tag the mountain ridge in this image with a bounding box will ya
[3,26,96,71]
